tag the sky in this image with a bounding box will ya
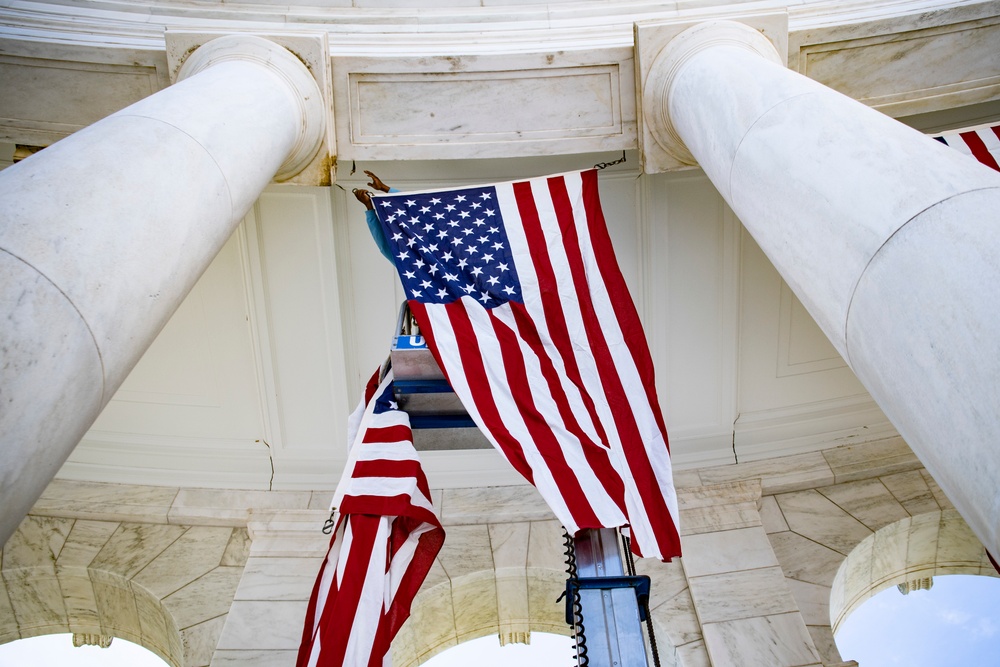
[1,574,997,666]
[835,574,1000,666]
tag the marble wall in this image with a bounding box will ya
[2,436,995,667]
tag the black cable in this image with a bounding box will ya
[622,532,661,667]
[562,529,589,667]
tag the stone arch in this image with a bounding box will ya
[391,516,697,667]
[0,514,250,666]
[830,509,998,634]
[391,518,573,666]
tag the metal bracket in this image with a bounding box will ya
[564,575,652,624]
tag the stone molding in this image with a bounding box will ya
[167,31,332,184]
[635,14,788,172]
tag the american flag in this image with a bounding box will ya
[373,169,681,561]
[297,369,444,667]
[934,124,1000,171]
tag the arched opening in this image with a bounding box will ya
[1,514,250,667]
[421,631,574,666]
[830,509,995,632]
[831,509,999,663]
[836,574,1000,664]
[0,561,182,667]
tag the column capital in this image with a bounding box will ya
[168,32,332,184]
[635,15,786,173]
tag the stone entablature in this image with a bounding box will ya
[1,1,997,161]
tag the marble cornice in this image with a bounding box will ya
[0,0,994,55]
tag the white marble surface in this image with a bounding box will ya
[220,528,251,567]
[334,47,636,161]
[0,582,19,642]
[210,648,299,666]
[57,569,102,633]
[2,569,69,634]
[682,526,780,578]
[702,612,821,667]
[790,8,1000,118]
[2,516,73,575]
[768,530,847,587]
[698,451,835,496]
[89,523,188,579]
[182,614,228,667]
[437,485,553,526]
[452,570,501,642]
[169,490,314,526]
[161,566,244,631]
[816,478,910,532]
[232,557,322,602]
[57,520,122,569]
[820,437,921,484]
[215,599,307,650]
[688,566,798,624]
[647,584,704,648]
[775,490,873,556]
[879,470,941,515]
[32,481,179,524]
[784,578,832,627]
[132,526,233,598]
[758,495,789,534]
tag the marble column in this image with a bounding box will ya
[0,35,326,546]
[639,20,1000,557]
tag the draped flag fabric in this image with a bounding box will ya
[296,369,445,667]
[933,123,1000,171]
[372,169,681,561]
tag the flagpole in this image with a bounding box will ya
[567,528,651,667]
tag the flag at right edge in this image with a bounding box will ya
[933,123,1000,171]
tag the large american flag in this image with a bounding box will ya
[297,369,444,667]
[373,169,681,561]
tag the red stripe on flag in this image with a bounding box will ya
[362,424,412,444]
[509,182,629,516]
[297,368,445,667]
[384,525,445,637]
[579,171,680,557]
[353,459,426,479]
[412,299,537,485]
[959,131,1000,171]
[314,515,381,666]
[549,173,680,559]
[511,180,614,453]
[507,302,628,511]
[488,309,603,527]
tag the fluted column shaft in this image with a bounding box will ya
[644,21,1000,556]
[0,35,325,545]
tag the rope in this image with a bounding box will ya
[593,151,627,170]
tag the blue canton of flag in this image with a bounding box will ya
[375,188,522,307]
